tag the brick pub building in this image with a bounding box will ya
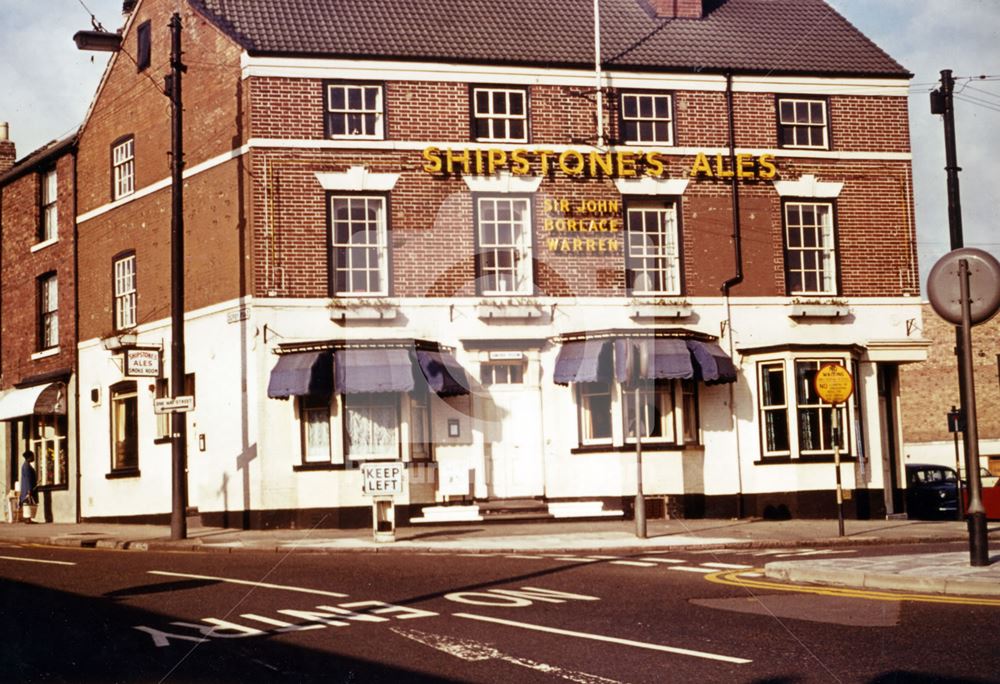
[12,0,930,526]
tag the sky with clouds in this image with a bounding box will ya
[2,0,998,285]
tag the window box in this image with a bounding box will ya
[789,299,850,319]
[329,299,399,322]
[629,298,692,320]
[476,300,544,321]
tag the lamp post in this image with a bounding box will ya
[166,12,189,540]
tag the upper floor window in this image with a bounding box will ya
[472,87,528,143]
[112,137,135,200]
[40,169,58,242]
[476,196,533,295]
[625,200,681,295]
[620,92,673,145]
[136,21,151,71]
[38,273,58,350]
[330,195,388,296]
[784,201,837,295]
[777,97,829,149]
[114,253,137,330]
[325,83,384,139]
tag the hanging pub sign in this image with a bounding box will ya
[421,147,777,180]
[125,348,162,378]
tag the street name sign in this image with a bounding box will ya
[153,396,195,414]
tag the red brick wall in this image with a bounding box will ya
[901,304,1000,444]
[76,0,245,215]
[244,78,915,301]
[77,160,248,342]
[75,0,248,342]
[0,152,76,388]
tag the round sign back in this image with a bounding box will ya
[927,248,1000,326]
[814,364,854,405]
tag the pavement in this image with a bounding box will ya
[2,516,1000,597]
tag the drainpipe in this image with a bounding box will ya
[72,144,82,523]
[721,72,745,519]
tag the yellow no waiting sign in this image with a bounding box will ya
[814,364,854,405]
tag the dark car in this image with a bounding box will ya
[905,464,960,520]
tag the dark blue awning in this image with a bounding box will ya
[554,340,610,385]
[614,338,693,382]
[335,348,415,394]
[416,349,470,396]
[267,352,332,399]
[687,340,737,385]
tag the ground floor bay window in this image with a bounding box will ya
[268,342,468,469]
[556,334,735,451]
[756,356,853,461]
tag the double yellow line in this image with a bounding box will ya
[705,569,1000,607]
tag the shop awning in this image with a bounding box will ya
[0,382,67,420]
[267,351,332,399]
[555,333,737,386]
[614,338,693,382]
[553,340,610,385]
[335,348,415,394]
[415,349,470,397]
[687,340,738,385]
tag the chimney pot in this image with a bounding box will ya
[648,0,703,19]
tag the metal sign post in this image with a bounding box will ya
[815,364,854,537]
[928,247,1000,567]
[948,406,964,522]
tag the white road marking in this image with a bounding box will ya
[739,572,764,578]
[393,627,623,684]
[585,555,619,560]
[774,549,858,557]
[454,613,752,664]
[638,557,686,564]
[553,557,600,563]
[0,555,76,566]
[148,570,348,597]
[505,554,547,560]
[609,560,657,567]
[700,562,753,569]
[668,566,716,574]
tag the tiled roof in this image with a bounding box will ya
[190,0,908,77]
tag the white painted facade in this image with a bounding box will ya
[76,293,924,522]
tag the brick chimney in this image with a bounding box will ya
[648,0,704,18]
[0,122,15,174]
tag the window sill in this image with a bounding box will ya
[571,443,685,455]
[106,468,141,479]
[30,237,59,253]
[36,483,69,492]
[31,347,60,360]
[293,462,346,472]
[630,301,692,320]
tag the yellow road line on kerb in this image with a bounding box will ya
[705,570,1000,607]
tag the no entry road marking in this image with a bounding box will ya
[638,557,685,564]
[0,555,76,566]
[148,570,348,598]
[701,562,753,569]
[668,566,716,574]
[454,613,751,664]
